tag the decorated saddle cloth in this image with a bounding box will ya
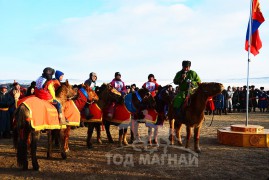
[63,100,81,126]
[81,103,102,123]
[111,104,131,125]
[143,109,158,127]
[20,97,66,130]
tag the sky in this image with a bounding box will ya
[0,0,269,86]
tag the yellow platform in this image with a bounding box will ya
[217,124,269,148]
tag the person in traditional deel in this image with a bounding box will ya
[126,85,131,94]
[258,87,268,112]
[53,70,64,91]
[239,85,247,112]
[142,74,159,97]
[173,60,201,113]
[35,67,68,125]
[9,81,25,108]
[0,85,14,138]
[249,85,258,112]
[84,72,97,91]
[26,81,36,96]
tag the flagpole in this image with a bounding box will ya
[246,0,253,126]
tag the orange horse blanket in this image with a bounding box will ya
[81,103,102,123]
[22,97,65,130]
[63,100,81,126]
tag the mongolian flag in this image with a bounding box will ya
[245,0,265,56]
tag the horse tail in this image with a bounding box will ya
[13,104,31,169]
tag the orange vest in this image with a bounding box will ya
[35,80,53,101]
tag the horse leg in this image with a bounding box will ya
[153,126,159,147]
[59,129,67,159]
[176,123,183,146]
[87,123,94,149]
[96,123,102,144]
[17,127,30,170]
[64,126,71,152]
[123,127,128,145]
[104,121,114,143]
[147,127,153,146]
[169,119,175,145]
[194,125,202,153]
[119,128,123,147]
[31,131,40,171]
[185,125,192,149]
[47,130,52,159]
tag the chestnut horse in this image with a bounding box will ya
[63,83,99,151]
[168,82,224,153]
[13,80,76,170]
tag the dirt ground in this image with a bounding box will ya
[0,112,268,180]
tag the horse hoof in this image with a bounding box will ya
[195,148,201,153]
[87,144,93,149]
[61,152,67,160]
[33,165,40,171]
[178,141,183,146]
[123,141,128,146]
[108,139,114,144]
[97,139,102,144]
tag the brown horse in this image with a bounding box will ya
[103,87,155,146]
[13,80,76,170]
[168,82,224,153]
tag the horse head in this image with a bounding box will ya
[156,85,174,105]
[197,82,224,98]
[97,83,122,103]
[133,88,156,109]
[56,79,76,101]
[82,83,99,102]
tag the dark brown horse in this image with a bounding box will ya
[102,87,155,146]
[13,80,76,170]
[168,82,224,153]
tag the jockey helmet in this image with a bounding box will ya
[182,60,191,67]
[42,67,55,80]
[115,72,121,77]
[148,74,154,79]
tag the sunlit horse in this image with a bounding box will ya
[63,83,99,151]
[13,80,76,170]
[168,82,224,153]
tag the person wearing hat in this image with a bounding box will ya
[35,67,68,125]
[172,60,201,113]
[126,85,131,94]
[0,85,14,138]
[142,74,159,97]
[26,81,36,96]
[53,70,64,91]
[258,87,268,112]
[84,72,97,91]
[9,81,25,108]
[110,72,126,95]
[249,85,258,112]
[83,72,98,120]
[130,84,137,93]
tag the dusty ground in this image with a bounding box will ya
[0,112,269,180]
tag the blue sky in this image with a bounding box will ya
[0,0,269,86]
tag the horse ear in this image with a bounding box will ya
[66,79,69,85]
[197,82,202,86]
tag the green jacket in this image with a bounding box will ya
[173,69,201,91]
